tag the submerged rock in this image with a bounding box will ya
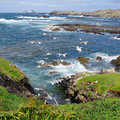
[77,57,90,66]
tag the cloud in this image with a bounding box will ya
[0,0,119,12]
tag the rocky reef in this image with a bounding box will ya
[52,24,120,35]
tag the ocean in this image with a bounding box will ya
[0,13,120,104]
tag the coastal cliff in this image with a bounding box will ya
[0,57,120,119]
[0,57,35,97]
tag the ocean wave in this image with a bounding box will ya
[28,41,41,45]
[17,16,39,19]
[57,53,67,57]
[113,36,120,40]
[17,16,66,20]
[0,18,18,23]
[50,60,88,76]
[90,52,118,62]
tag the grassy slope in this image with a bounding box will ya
[0,57,25,81]
[0,86,27,112]
[0,58,120,119]
[77,73,120,93]
[0,84,120,120]
[1,85,120,120]
[59,98,120,120]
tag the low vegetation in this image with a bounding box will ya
[0,57,25,82]
[0,57,120,119]
[77,73,120,94]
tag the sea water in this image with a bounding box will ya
[0,13,120,104]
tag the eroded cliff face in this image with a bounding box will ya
[0,57,35,97]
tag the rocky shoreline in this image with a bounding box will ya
[57,56,120,103]
[50,9,120,18]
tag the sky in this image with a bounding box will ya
[0,0,120,13]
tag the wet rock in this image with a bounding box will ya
[58,72,96,103]
[39,60,70,68]
[64,27,77,32]
[117,35,120,38]
[51,28,60,31]
[35,88,59,105]
[96,56,102,61]
[111,56,120,72]
[101,68,116,74]
[49,71,58,75]
[40,64,51,68]
[53,23,120,35]
[77,57,90,66]
[50,61,59,66]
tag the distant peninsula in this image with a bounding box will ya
[50,9,120,18]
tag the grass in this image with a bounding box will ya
[0,84,120,119]
[0,86,27,112]
[0,57,25,81]
[58,98,120,120]
[76,73,120,93]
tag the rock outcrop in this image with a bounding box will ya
[39,60,70,68]
[77,57,90,66]
[58,72,98,103]
[96,56,102,61]
[0,57,35,97]
[111,56,120,72]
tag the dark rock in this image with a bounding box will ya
[51,28,60,31]
[111,56,120,72]
[117,35,120,38]
[49,71,58,75]
[0,71,35,98]
[35,88,58,105]
[58,72,96,103]
[40,60,70,68]
[77,57,90,66]
[96,56,102,61]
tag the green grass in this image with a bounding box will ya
[0,57,25,81]
[0,85,120,119]
[58,98,120,120]
[76,73,120,93]
[0,86,27,111]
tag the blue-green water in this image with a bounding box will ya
[0,13,120,104]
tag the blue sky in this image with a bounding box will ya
[0,0,120,12]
